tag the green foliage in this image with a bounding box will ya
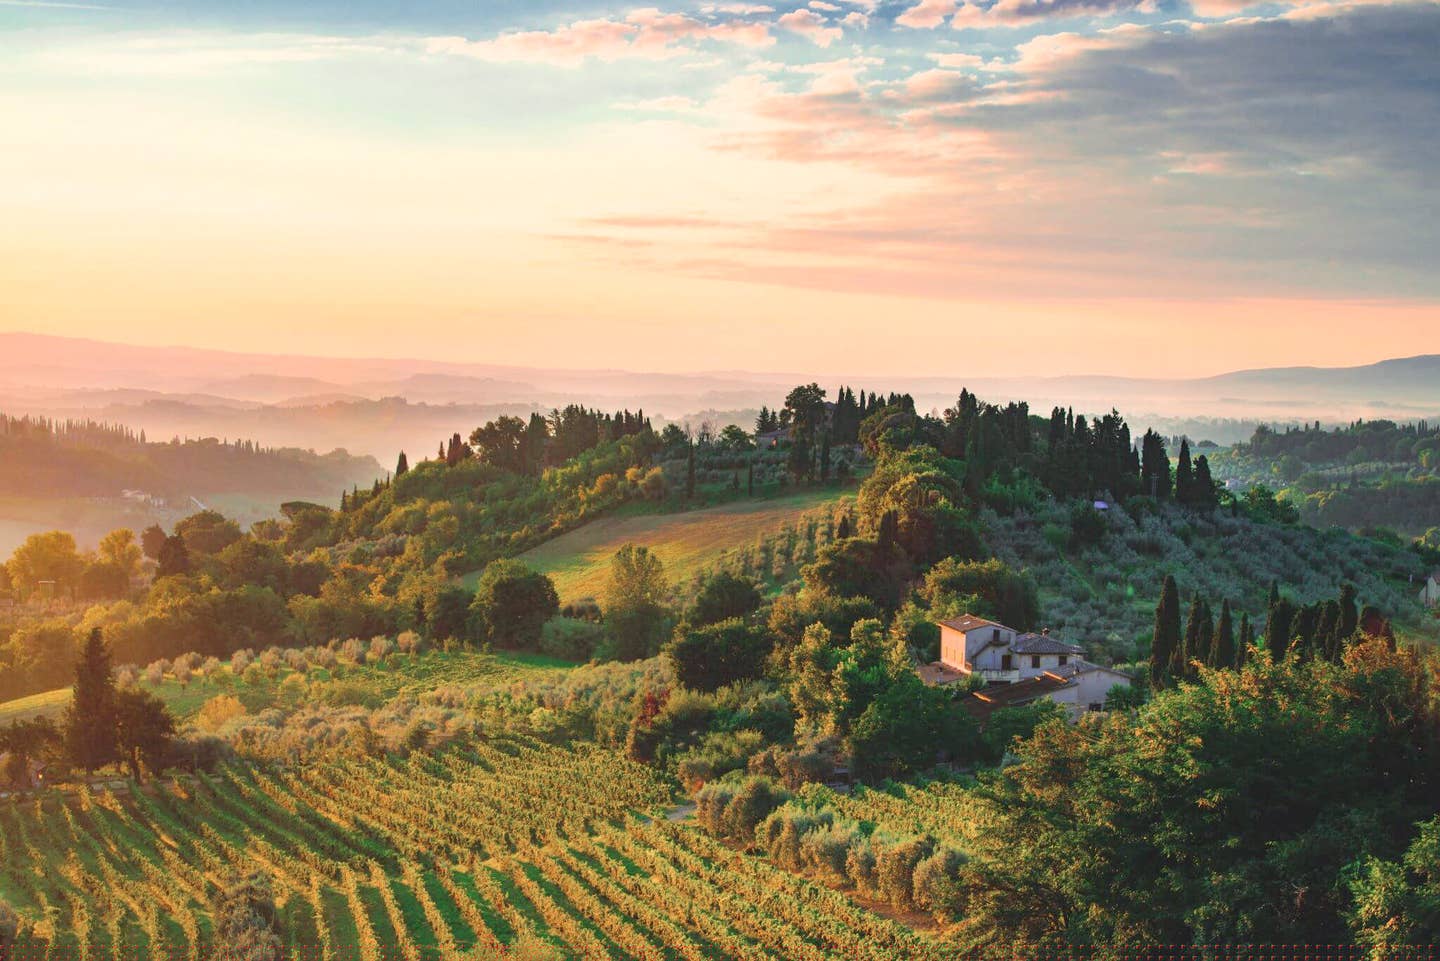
[469,560,559,650]
[953,641,1440,947]
[64,629,117,772]
[538,616,605,662]
[601,544,670,662]
[1346,816,1440,946]
[113,686,176,781]
[688,571,762,627]
[800,536,911,610]
[921,557,1040,631]
[665,618,772,693]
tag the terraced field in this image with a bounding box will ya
[0,732,950,959]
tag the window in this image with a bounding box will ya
[1031,656,1041,669]
[1001,654,1013,670]
[991,628,1000,642]
[1088,702,1103,712]
[1058,655,1068,666]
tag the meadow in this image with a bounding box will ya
[502,488,848,602]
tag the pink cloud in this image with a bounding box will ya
[428,8,773,65]
[779,9,844,46]
[896,0,958,28]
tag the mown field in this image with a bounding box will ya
[496,488,850,602]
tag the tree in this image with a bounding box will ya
[1237,611,1253,667]
[1192,454,1219,511]
[1265,596,1297,663]
[685,440,696,498]
[469,416,527,473]
[746,459,754,496]
[395,450,409,477]
[426,586,474,642]
[78,560,129,600]
[689,572,762,626]
[1150,575,1182,689]
[97,528,142,579]
[665,618,772,692]
[601,544,669,661]
[469,560,559,649]
[1175,439,1195,504]
[0,717,59,789]
[1210,598,1236,668]
[1140,430,1172,500]
[114,688,175,781]
[140,524,167,560]
[7,530,83,596]
[1181,594,1212,675]
[64,628,118,773]
[156,534,191,578]
[175,509,242,555]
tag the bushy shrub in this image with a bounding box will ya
[913,845,967,921]
[539,617,605,662]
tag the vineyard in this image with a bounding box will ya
[0,730,954,960]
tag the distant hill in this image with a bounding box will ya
[1,333,1437,460]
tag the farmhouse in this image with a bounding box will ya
[1420,571,1440,608]
[921,614,1132,721]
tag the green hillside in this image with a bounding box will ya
[501,488,849,602]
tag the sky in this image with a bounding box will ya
[1,0,1437,378]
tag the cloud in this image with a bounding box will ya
[950,0,1157,28]
[896,0,959,26]
[778,8,845,44]
[614,95,702,110]
[810,0,843,9]
[429,8,774,65]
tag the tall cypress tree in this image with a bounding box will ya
[1210,599,1235,668]
[1150,575,1182,689]
[1193,455,1217,511]
[1140,430,1172,500]
[1237,611,1253,667]
[395,451,409,477]
[65,628,117,773]
[685,441,696,499]
[1175,439,1195,505]
[1265,597,1296,663]
[1181,592,1206,677]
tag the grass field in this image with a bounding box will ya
[474,487,851,602]
[0,687,71,724]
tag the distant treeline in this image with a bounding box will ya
[0,413,381,500]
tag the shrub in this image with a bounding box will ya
[195,694,247,733]
[875,834,935,911]
[539,617,605,662]
[801,819,862,885]
[913,845,967,921]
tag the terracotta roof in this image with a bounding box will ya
[1011,632,1085,655]
[917,662,967,686]
[1046,659,1132,681]
[964,674,1072,721]
[938,614,1008,634]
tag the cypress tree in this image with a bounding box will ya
[837,514,852,539]
[1237,611,1253,667]
[395,451,409,477]
[1338,582,1358,641]
[685,441,696,499]
[1265,597,1296,663]
[1181,592,1206,677]
[1193,455,1217,510]
[1210,599,1235,668]
[1175,439,1195,505]
[1150,575,1182,689]
[65,628,118,773]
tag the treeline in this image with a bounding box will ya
[1246,417,1440,467]
[1148,576,1382,689]
[0,412,380,500]
[422,405,655,478]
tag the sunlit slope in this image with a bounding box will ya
[504,489,848,602]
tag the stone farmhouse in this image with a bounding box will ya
[918,613,1132,722]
